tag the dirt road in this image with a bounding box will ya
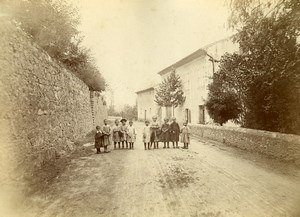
[23,122,300,217]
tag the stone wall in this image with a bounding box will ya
[0,17,106,190]
[90,91,108,127]
[189,124,300,165]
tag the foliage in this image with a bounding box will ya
[108,105,118,116]
[108,105,138,121]
[206,73,242,126]
[119,105,138,121]
[155,69,185,110]
[3,0,106,91]
[214,0,300,134]
[62,43,106,91]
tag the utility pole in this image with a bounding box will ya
[206,52,220,74]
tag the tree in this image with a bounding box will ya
[2,0,106,91]
[108,104,137,120]
[206,73,242,126]
[119,105,138,121]
[108,105,119,116]
[8,0,80,61]
[212,0,300,134]
[155,69,185,115]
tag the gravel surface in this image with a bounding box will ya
[22,122,300,217]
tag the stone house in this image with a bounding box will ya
[136,36,239,124]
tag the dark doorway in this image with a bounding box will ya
[199,105,205,124]
[185,108,191,123]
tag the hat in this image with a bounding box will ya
[120,118,127,122]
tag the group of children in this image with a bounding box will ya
[142,116,190,150]
[94,118,136,154]
[94,119,111,154]
[94,116,190,154]
[112,118,136,150]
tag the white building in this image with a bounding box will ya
[136,36,239,125]
[136,86,161,121]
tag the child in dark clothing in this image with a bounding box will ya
[170,117,180,148]
[161,118,170,148]
[94,125,103,154]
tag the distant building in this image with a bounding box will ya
[136,36,239,125]
[136,86,161,121]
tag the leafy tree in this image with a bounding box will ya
[108,104,137,120]
[119,105,138,120]
[155,79,171,107]
[206,73,242,126]
[7,0,79,60]
[2,0,106,91]
[155,69,185,115]
[108,105,119,116]
[212,0,300,134]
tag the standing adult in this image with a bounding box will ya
[169,117,180,148]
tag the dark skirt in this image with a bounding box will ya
[160,132,169,142]
[150,130,160,142]
[170,132,180,142]
[95,138,103,148]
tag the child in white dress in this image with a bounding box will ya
[127,120,136,149]
[143,120,151,150]
[181,122,190,149]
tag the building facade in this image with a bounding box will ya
[136,87,161,121]
[136,36,239,125]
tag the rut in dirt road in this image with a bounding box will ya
[24,122,300,217]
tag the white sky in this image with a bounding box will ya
[69,0,234,110]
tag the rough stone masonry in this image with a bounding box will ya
[0,17,107,193]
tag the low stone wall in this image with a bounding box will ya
[189,124,300,165]
[0,17,106,191]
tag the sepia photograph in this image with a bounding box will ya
[0,0,299,216]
